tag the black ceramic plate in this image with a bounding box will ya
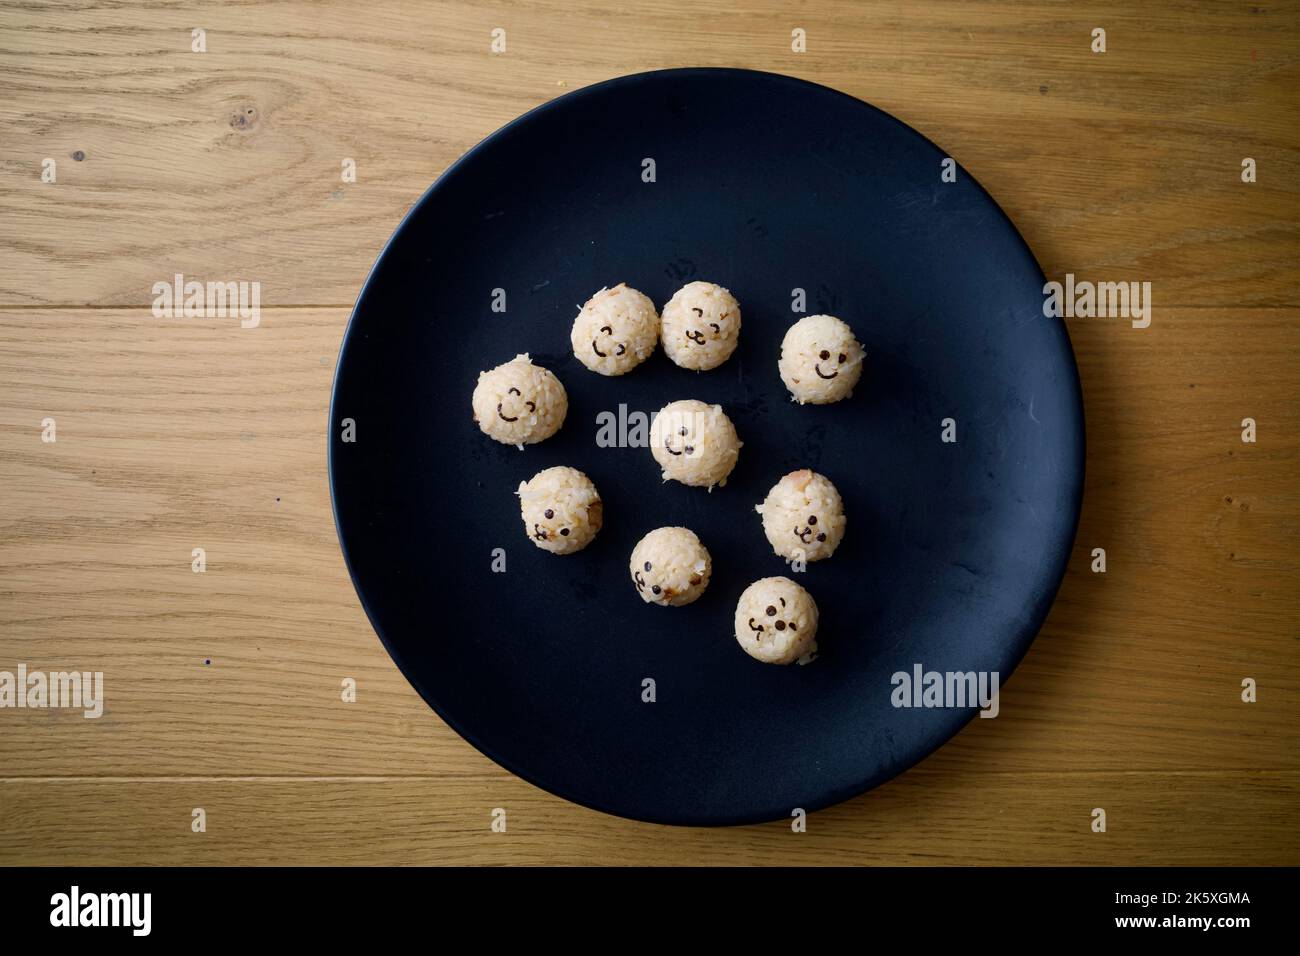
[330,68,1084,826]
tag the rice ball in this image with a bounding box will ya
[570,283,659,376]
[755,469,846,563]
[471,354,568,448]
[660,281,742,371]
[629,527,711,607]
[733,576,819,664]
[649,399,743,489]
[516,466,602,554]
[778,314,865,404]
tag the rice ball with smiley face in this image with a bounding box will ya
[570,283,659,376]
[755,469,846,563]
[471,354,568,448]
[516,466,602,555]
[660,281,742,371]
[629,527,711,607]
[778,314,865,404]
[649,399,743,490]
[734,576,819,664]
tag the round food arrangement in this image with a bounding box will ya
[484,282,859,664]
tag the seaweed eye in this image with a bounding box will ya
[600,325,612,335]
[508,387,521,396]
[526,401,536,412]
[779,597,786,607]
[765,605,777,616]
[709,322,720,334]
[644,561,652,572]
[559,528,570,536]
[807,515,817,526]
[838,353,846,363]
[544,509,554,519]
[819,350,830,360]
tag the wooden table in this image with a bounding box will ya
[1,0,1296,865]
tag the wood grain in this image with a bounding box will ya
[1,1,1297,308]
[2,772,1296,866]
[0,0,1298,865]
